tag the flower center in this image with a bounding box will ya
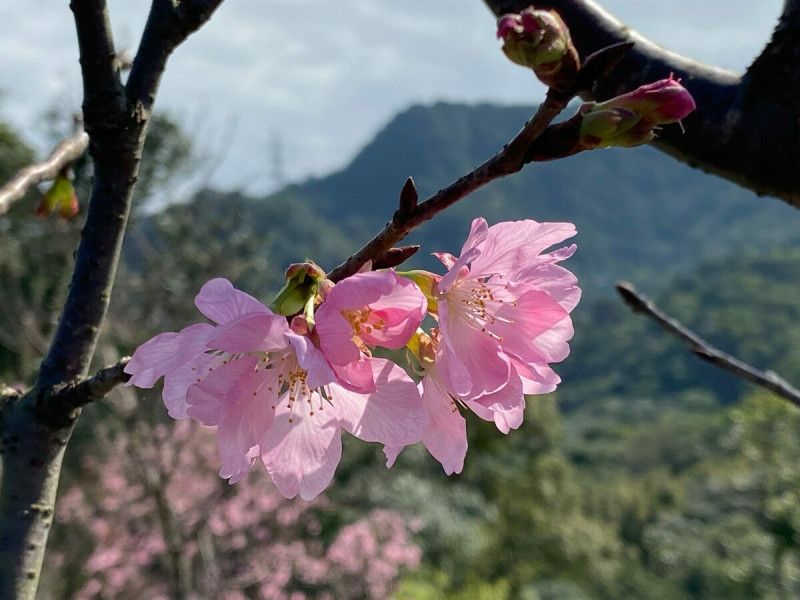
[275,354,327,423]
[341,307,386,338]
[450,278,516,341]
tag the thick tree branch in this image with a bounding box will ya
[38,1,227,393]
[0,131,89,216]
[616,281,800,410]
[128,0,225,111]
[0,1,226,597]
[483,0,800,207]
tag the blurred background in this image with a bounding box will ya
[2,1,800,598]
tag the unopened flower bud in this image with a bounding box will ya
[594,75,696,125]
[578,107,654,149]
[269,261,327,318]
[578,76,696,150]
[397,270,438,313]
[35,174,78,220]
[497,7,579,90]
[407,328,436,366]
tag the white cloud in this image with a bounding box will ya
[0,0,784,194]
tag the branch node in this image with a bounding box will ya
[398,177,419,214]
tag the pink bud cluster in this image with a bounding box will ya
[125,217,580,499]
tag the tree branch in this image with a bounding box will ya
[483,0,800,207]
[47,358,131,416]
[0,131,89,216]
[328,90,570,281]
[0,1,227,597]
[616,281,800,410]
[127,0,226,111]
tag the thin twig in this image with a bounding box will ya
[327,90,570,282]
[616,281,800,409]
[0,131,89,215]
[50,357,131,412]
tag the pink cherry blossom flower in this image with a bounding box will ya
[314,270,427,392]
[597,74,696,125]
[188,308,427,499]
[124,278,271,419]
[409,217,580,474]
[434,217,579,402]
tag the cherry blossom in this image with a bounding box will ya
[314,269,427,392]
[434,217,579,403]
[194,309,426,498]
[406,217,580,474]
[124,278,271,419]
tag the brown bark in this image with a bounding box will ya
[0,2,225,598]
[484,0,800,207]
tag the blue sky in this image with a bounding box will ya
[0,1,783,194]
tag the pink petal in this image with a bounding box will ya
[383,445,404,468]
[420,374,467,475]
[217,371,279,484]
[437,300,510,398]
[543,243,577,263]
[432,252,458,269]
[163,352,219,419]
[187,356,280,483]
[186,356,261,426]
[332,359,377,394]
[515,359,560,394]
[360,275,426,349]
[320,271,394,308]
[125,323,213,388]
[530,317,575,363]
[438,218,489,293]
[468,401,525,434]
[470,367,524,414]
[313,307,362,366]
[316,271,425,360]
[490,285,570,364]
[194,278,269,325]
[512,262,581,313]
[469,220,576,279]
[438,246,481,294]
[458,217,490,258]
[333,358,425,458]
[208,312,291,354]
[261,393,342,500]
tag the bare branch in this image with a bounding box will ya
[0,2,228,597]
[616,281,800,410]
[39,0,227,390]
[483,0,800,207]
[0,131,89,216]
[328,90,570,282]
[49,358,131,414]
[127,0,226,111]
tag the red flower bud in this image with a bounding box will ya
[595,75,696,125]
